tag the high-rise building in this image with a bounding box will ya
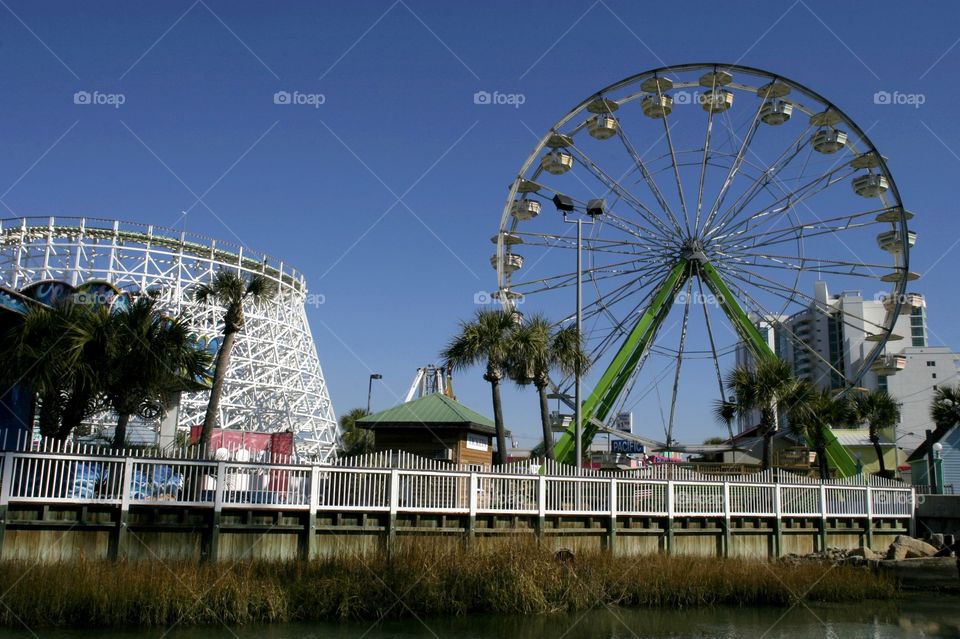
[735,282,958,440]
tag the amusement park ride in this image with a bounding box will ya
[493,64,915,476]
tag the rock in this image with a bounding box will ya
[848,546,882,561]
[886,535,940,560]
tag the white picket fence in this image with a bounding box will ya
[0,450,916,519]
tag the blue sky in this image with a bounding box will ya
[1,0,959,448]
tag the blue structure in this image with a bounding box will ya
[908,425,960,493]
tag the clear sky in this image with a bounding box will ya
[2,0,959,448]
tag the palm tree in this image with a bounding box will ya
[713,358,802,471]
[339,407,373,456]
[930,384,960,429]
[852,390,901,478]
[509,316,590,461]
[441,309,516,464]
[195,271,277,448]
[788,383,855,479]
[0,301,107,439]
[101,296,212,447]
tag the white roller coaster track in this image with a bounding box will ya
[0,216,340,462]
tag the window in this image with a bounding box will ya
[927,361,936,366]
[933,373,938,379]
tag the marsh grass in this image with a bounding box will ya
[0,540,896,628]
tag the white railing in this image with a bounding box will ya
[0,451,916,519]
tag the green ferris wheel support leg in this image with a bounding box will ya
[698,261,858,478]
[553,260,690,466]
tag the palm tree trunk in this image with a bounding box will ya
[816,444,830,480]
[200,329,237,449]
[537,383,554,461]
[761,430,773,471]
[490,378,507,465]
[872,436,889,477]
[113,412,130,449]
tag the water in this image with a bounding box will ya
[2,593,959,638]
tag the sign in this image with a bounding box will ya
[466,433,489,451]
[611,439,645,454]
[612,412,633,433]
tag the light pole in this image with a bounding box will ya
[556,194,601,472]
[367,373,382,414]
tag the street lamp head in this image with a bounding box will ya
[933,442,943,453]
[552,193,575,212]
[586,198,606,217]
[370,373,382,380]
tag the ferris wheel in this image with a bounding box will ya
[493,64,915,468]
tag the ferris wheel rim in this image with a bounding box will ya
[494,63,913,449]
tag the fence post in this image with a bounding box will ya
[721,481,731,558]
[301,466,320,561]
[773,483,783,558]
[386,468,399,553]
[665,480,675,555]
[0,452,14,559]
[607,478,617,553]
[536,474,546,541]
[467,472,478,541]
[109,457,134,560]
[203,461,225,563]
[908,488,917,538]
[818,483,828,553]
[864,484,874,550]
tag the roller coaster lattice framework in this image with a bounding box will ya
[0,216,340,463]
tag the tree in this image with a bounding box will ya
[0,301,108,439]
[713,358,802,471]
[852,390,901,478]
[100,296,212,447]
[195,271,277,448]
[788,383,855,479]
[509,316,590,461]
[339,407,373,456]
[441,309,517,464]
[930,384,960,429]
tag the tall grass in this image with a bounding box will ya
[0,540,896,628]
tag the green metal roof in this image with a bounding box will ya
[356,393,497,434]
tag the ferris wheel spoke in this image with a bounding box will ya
[716,262,893,335]
[709,158,858,241]
[696,274,734,439]
[700,94,767,235]
[654,83,691,236]
[508,260,662,297]
[713,270,851,384]
[613,120,687,238]
[578,267,667,328]
[719,252,889,279]
[567,144,679,240]
[694,84,718,236]
[706,125,815,235]
[720,251,891,275]
[714,205,892,249]
[515,230,668,255]
[600,212,679,251]
[665,279,693,447]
